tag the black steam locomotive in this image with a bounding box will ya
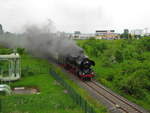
[59,55,95,81]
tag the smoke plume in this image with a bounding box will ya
[0,21,84,60]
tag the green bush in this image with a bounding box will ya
[77,38,150,111]
[136,37,150,52]
[119,75,145,98]
[17,48,26,55]
[0,48,12,54]
[115,49,123,63]
[134,70,150,90]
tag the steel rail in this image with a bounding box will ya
[91,81,145,113]
[82,80,146,113]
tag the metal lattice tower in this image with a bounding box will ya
[0,52,21,81]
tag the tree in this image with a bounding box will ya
[0,24,3,34]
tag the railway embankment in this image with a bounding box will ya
[51,64,108,113]
[54,62,149,113]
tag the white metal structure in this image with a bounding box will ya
[0,53,21,81]
[0,84,11,95]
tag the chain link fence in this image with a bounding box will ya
[50,70,97,113]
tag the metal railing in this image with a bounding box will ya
[50,70,97,113]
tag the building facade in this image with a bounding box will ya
[95,30,119,39]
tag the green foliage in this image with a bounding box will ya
[80,40,107,57]
[139,37,150,51]
[119,74,144,98]
[77,38,150,111]
[0,48,13,54]
[0,47,25,55]
[115,49,123,63]
[17,48,26,55]
[136,37,150,53]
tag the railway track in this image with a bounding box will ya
[83,80,148,113]
[54,63,149,113]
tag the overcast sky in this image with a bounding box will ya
[0,0,150,33]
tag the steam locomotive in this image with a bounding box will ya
[58,55,95,81]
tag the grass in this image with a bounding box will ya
[0,52,84,113]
